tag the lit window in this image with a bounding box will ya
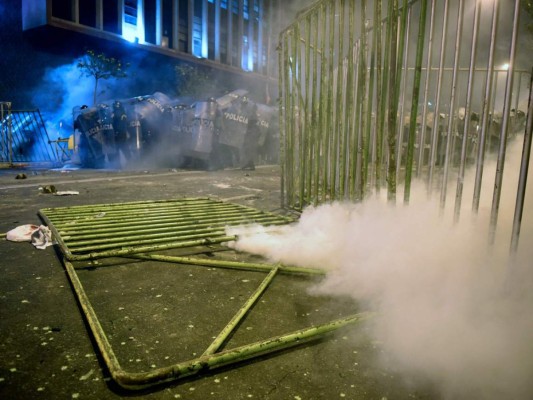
[243,0,249,19]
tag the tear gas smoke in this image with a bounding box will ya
[32,58,140,136]
[29,58,185,169]
[32,61,96,137]
[227,137,533,400]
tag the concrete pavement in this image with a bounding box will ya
[0,165,435,400]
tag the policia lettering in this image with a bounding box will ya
[224,112,270,129]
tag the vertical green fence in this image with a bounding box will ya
[278,0,532,249]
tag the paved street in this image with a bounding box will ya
[0,165,433,400]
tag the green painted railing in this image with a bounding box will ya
[277,0,532,254]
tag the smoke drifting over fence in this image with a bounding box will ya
[228,136,533,400]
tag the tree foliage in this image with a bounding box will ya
[174,64,230,99]
[77,50,129,105]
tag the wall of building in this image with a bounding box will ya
[1,0,313,135]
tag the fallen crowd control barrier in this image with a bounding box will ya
[39,198,371,390]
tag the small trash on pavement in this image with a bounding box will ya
[39,186,79,195]
[54,191,80,196]
[40,185,57,194]
[31,226,54,249]
[6,224,39,241]
[5,224,54,249]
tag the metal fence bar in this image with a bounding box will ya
[323,2,334,202]
[454,0,481,222]
[311,10,321,205]
[376,3,392,195]
[129,253,326,275]
[396,6,411,182]
[319,4,329,203]
[363,0,376,196]
[304,16,314,205]
[295,22,306,208]
[337,0,348,199]
[428,0,450,193]
[488,0,521,245]
[349,38,360,199]
[202,266,280,356]
[357,1,369,201]
[472,0,498,214]
[439,0,465,210]
[510,69,533,254]
[372,2,383,193]
[386,0,399,202]
[417,0,436,177]
[289,31,298,207]
[0,102,12,164]
[279,32,288,209]
[329,0,341,201]
[403,0,428,204]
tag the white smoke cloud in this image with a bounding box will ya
[31,61,94,138]
[32,56,138,139]
[227,136,533,399]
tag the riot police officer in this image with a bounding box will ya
[240,96,259,171]
[112,100,131,166]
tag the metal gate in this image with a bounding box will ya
[278,0,532,251]
[1,102,60,166]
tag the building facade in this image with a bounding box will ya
[1,0,310,111]
[22,0,289,78]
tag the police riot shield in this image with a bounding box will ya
[125,109,142,152]
[129,92,172,153]
[216,89,248,109]
[255,104,279,163]
[171,104,194,151]
[96,105,116,160]
[75,105,116,167]
[255,104,277,147]
[219,99,249,150]
[186,100,218,160]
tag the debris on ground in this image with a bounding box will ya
[39,185,57,194]
[5,224,54,249]
[38,185,79,195]
[6,224,40,242]
[54,190,80,196]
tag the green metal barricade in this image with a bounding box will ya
[39,198,370,390]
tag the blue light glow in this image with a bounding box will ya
[122,24,138,43]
